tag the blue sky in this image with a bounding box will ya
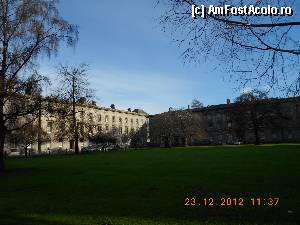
[40,0,243,114]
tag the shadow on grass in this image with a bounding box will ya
[1,205,299,225]
[1,145,300,225]
[0,214,69,225]
[0,167,38,175]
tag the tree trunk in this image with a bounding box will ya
[24,147,28,158]
[0,94,6,172]
[37,99,42,154]
[73,107,79,154]
[164,136,169,148]
[184,137,188,147]
[0,129,5,172]
[0,5,9,172]
[72,76,79,154]
[254,126,260,145]
[75,131,79,154]
[251,110,260,145]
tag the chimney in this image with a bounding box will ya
[128,108,131,112]
[227,99,231,104]
[110,104,115,109]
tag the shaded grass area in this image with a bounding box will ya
[0,145,300,225]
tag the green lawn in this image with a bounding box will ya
[0,145,300,225]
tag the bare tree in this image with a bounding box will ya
[53,64,94,154]
[191,98,204,109]
[150,111,176,147]
[0,0,78,171]
[129,124,148,149]
[232,89,268,144]
[171,109,207,146]
[158,0,300,95]
[8,120,49,157]
[150,108,208,147]
[263,101,292,142]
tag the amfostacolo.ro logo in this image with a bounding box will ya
[192,4,293,19]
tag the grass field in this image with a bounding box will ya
[0,145,300,225]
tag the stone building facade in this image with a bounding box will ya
[5,102,149,155]
[5,96,300,154]
[150,96,300,146]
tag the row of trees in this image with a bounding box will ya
[3,64,95,155]
[1,0,299,172]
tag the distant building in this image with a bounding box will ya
[5,96,300,154]
[5,100,149,155]
[150,96,300,146]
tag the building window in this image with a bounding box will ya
[136,119,139,125]
[88,125,93,135]
[112,116,115,123]
[105,125,109,132]
[98,114,102,122]
[218,135,222,143]
[131,118,133,124]
[80,111,85,119]
[125,118,128,123]
[206,115,212,120]
[97,125,102,133]
[119,117,122,123]
[88,113,93,121]
[287,130,293,139]
[47,121,53,133]
[112,125,117,135]
[10,137,18,149]
[227,122,232,129]
[125,126,129,135]
[119,127,123,134]
[271,130,277,139]
[259,132,265,141]
[105,115,109,123]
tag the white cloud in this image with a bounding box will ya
[38,63,197,114]
[241,87,253,94]
[89,67,195,114]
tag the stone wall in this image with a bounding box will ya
[5,102,149,155]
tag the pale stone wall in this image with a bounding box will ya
[5,102,149,155]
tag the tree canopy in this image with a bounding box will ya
[159,0,300,95]
[0,0,79,171]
